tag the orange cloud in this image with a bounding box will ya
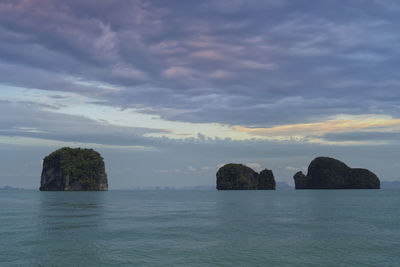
[234,115,400,137]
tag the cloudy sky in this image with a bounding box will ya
[1,0,400,189]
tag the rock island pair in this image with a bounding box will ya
[217,157,380,190]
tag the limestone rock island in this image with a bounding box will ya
[216,163,275,190]
[40,147,108,191]
[293,157,380,189]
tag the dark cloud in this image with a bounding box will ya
[0,0,400,126]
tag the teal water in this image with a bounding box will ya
[1,190,399,266]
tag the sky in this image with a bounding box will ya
[1,0,400,189]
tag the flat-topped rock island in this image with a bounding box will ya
[293,157,380,189]
[40,147,108,191]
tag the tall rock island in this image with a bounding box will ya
[293,157,380,189]
[40,147,108,191]
[216,163,275,190]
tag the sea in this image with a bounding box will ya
[1,189,399,266]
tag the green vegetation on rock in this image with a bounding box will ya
[40,147,108,191]
[216,163,275,190]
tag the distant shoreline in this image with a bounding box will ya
[3,181,400,191]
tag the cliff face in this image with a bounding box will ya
[258,169,276,190]
[40,147,108,191]
[293,157,380,189]
[216,164,275,190]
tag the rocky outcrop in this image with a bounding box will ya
[216,163,275,190]
[40,147,108,191]
[258,169,276,190]
[293,157,380,189]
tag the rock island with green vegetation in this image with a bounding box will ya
[40,147,108,191]
[293,157,380,189]
[216,163,275,190]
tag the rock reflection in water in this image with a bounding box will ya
[32,192,107,266]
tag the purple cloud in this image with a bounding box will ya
[0,0,399,126]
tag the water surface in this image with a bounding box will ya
[1,190,399,266]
